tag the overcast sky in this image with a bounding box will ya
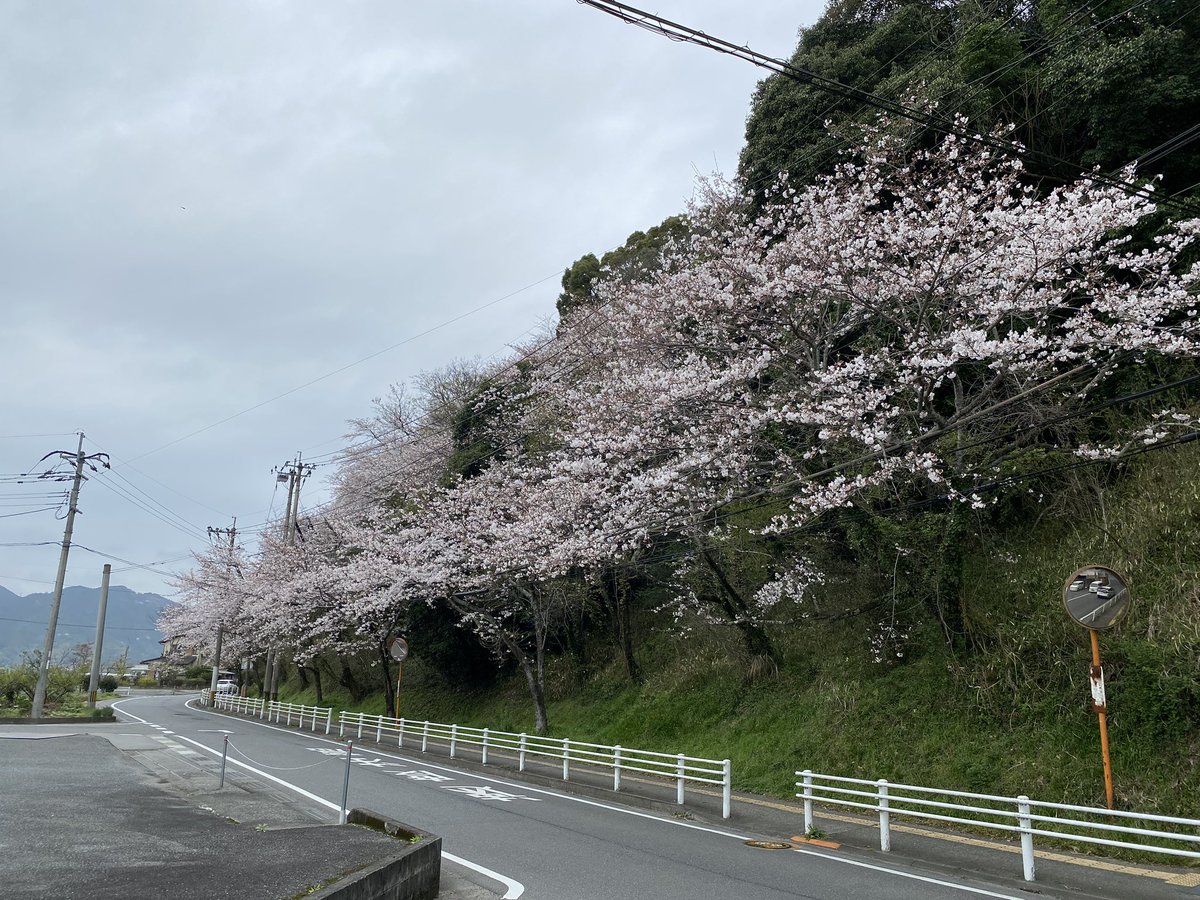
[0,1,822,604]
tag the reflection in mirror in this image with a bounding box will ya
[1063,565,1130,630]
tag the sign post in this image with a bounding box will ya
[1062,564,1131,810]
[388,636,409,717]
[1088,628,1114,809]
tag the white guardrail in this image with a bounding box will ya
[200,693,731,817]
[208,694,333,734]
[339,711,733,818]
[797,769,1200,882]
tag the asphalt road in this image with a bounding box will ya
[112,694,1038,900]
[1065,584,1127,627]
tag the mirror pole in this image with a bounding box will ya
[1089,628,1115,810]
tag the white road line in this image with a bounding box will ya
[114,696,526,899]
[787,847,1026,899]
[181,698,749,841]
[112,700,148,723]
[444,850,525,899]
[160,697,1031,899]
[174,700,1037,898]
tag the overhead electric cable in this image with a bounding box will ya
[0,615,162,633]
[578,0,1200,218]
[126,271,561,463]
[72,544,181,578]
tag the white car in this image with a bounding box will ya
[1089,580,1103,593]
[1096,585,1114,600]
[215,679,237,694]
[1069,577,1086,592]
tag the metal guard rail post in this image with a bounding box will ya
[334,711,732,818]
[796,769,1200,882]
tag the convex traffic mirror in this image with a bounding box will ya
[1063,565,1131,630]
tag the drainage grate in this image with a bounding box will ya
[744,840,793,850]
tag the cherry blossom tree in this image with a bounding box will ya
[176,117,1198,716]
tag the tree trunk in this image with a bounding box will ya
[930,511,971,650]
[602,569,641,682]
[338,659,363,701]
[298,664,324,705]
[501,630,549,734]
[378,638,395,718]
[699,547,780,668]
[313,664,323,705]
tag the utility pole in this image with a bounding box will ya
[206,520,237,694]
[263,464,292,701]
[266,455,313,702]
[86,563,112,708]
[31,433,108,718]
[280,454,314,546]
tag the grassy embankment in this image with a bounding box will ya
[281,445,1200,818]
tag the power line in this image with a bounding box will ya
[84,435,235,521]
[0,507,61,520]
[0,433,79,440]
[87,472,208,542]
[292,0,1200,533]
[72,545,181,579]
[110,553,196,574]
[125,271,561,463]
[579,0,1200,219]
[0,572,57,585]
[0,615,163,633]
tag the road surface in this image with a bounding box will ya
[110,693,1039,900]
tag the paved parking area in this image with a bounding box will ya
[0,725,466,900]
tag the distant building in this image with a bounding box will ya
[140,634,199,679]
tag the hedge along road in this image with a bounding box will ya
[111,694,1028,900]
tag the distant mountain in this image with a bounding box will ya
[0,584,173,668]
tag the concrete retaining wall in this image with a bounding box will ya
[311,809,441,900]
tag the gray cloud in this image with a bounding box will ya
[0,1,815,598]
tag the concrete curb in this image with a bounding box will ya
[0,714,115,724]
[309,809,441,900]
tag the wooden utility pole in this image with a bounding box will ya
[86,563,112,708]
[32,434,88,718]
[207,521,237,693]
[267,456,313,702]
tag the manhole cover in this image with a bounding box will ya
[744,840,793,850]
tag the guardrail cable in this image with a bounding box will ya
[225,740,333,771]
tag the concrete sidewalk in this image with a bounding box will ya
[0,724,492,900]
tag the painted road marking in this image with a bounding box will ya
[443,785,542,802]
[392,769,454,782]
[303,748,538,800]
[111,698,527,899]
[788,846,1025,900]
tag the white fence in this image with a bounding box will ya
[338,711,732,818]
[208,694,332,733]
[797,769,1200,881]
[204,693,261,715]
[199,692,730,817]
